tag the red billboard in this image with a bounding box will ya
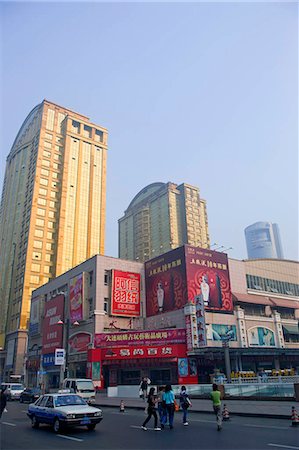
[69,332,92,353]
[42,295,64,354]
[69,273,83,321]
[111,270,141,317]
[145,245,233,316]
[94,328,186,348]
[145,247,187,317]
[185,245,233,312]
[101,343,187,360]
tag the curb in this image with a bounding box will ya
[95,404,290,420]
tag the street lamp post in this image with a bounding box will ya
[58,318,79,386]
[222,339,232,383]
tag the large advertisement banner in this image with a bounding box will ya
[69,332,92,353]
[101,343,187,360]
[69,273,84,321]
[95,328,186,348]
[42,295,64,354]
[111,270,141,317]
[145,247,187,317]
[207,324,237,341]
[185,246,233,312]
[248,327,275,347]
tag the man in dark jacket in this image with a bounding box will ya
[0,387,7,418]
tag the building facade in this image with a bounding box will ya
[118,182,210,262]
[245,222,284,259]
[0,100,108,380]
[26,247,299,390]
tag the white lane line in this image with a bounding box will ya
[268,444,299,450]
[57,434,83,442]
[1,422,16,426]
[130,425,159,431]
[244,424,288,430]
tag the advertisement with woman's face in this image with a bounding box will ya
[248,327,275,347]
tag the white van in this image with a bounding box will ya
[1,383,24,400]
[62,378,95,404]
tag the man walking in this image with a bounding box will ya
[0,387,7,419]
[210,383,222,431]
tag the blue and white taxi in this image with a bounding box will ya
[27,392,103,433]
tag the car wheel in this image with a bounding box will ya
[87,424,96,431]
[31,415,39,429]
[53,418,61,433]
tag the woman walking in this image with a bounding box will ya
[141,387,161,431]
[162,384,175,429]
[179,385,192,425]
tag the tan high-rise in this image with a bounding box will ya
[119,182,210,262]
[0,100,107,378]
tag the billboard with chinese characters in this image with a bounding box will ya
[95,328,186,348]
[69,332,92,353]
[248,327,275,347]
[101,343,186,360]
[69,273,84,321]
[145,247,187,317]
[111,270,141,317]
[42,295,64,354]
[185,245,233,312]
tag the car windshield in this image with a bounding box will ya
[55,395,87,407]
[76,381,94,392]
[11,385,23,390]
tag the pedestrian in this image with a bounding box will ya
[162,384,175,429]
[0,387,7,419]
[179,385,192,426]
[139,377,150,401]
[210,383,222,431]
[157,386,166,426]
[141,387,161,431]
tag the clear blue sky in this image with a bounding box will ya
[1,2,298,261]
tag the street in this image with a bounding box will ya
[1,401,298,450]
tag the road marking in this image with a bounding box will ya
[268,444,299,450]
[244,424,288,430]
[190,419,215,424]
[57,434,83,442]
[1,422,16,427]
[130,425,160,431]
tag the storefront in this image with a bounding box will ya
[87,328,199,388]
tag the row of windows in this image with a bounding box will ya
[246,274,299,297]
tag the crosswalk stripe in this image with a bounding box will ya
[268,444,299,449]
[1,422,16,427]
[57,434,83,442]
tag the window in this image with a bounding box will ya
[45,133,53,140]
[43,150,51,158]
[53,163,59,170]
[72,120,80,134]
[46,397,54,408]
[37,208,45,217]
[33,241,43,249]
[44,266,50,274]
[88,298,93,318]
[49,201,55,208]
[89,271,93,286]
[33,252,42,260]
[95,130,103,142]
[48,211,55,218]
[45,254,51,262]
[83,125,92,138]
[46,109,55,131]
[52,172,58,179]
[104,298,109,313]
[104,270,109,285]
[56,113,66,133]
[34,229,44,238]
[40,178,48,186]
[37,198,46,206]
[46,243,52,250]
[36,218,45,227]
[50,191,56,199]
[47,232,53,239]
[42,159,50,167]
[48,221,54,229]
[41,169,49,177]
[31,263,40,272]
[44,142,52,149]
[39,188,47,196]
[30,275,40,284]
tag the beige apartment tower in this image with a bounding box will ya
[119,182,210,262]
[0,100,107,379]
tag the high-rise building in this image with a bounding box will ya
[118,182,210,262]
[0,100,108,378]
[245,222,284,260]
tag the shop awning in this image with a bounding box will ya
[232,293,275,306]
[282,324,299,335]
[269,298,299,309]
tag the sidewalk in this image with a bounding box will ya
[95,393,297,419]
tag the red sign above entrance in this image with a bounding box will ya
[101,343,187,360]
[94,328,186,348]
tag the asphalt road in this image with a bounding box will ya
[1,401,298,450]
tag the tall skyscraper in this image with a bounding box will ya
[245,222,284,260]
[119,182,210,262]
[0,100,107,378]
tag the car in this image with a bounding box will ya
[1,383,25,400]
[27,393,103,433]
[20,388,42,403]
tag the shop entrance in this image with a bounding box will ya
[149,369,171,385]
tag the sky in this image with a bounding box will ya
[0,1,298,261]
